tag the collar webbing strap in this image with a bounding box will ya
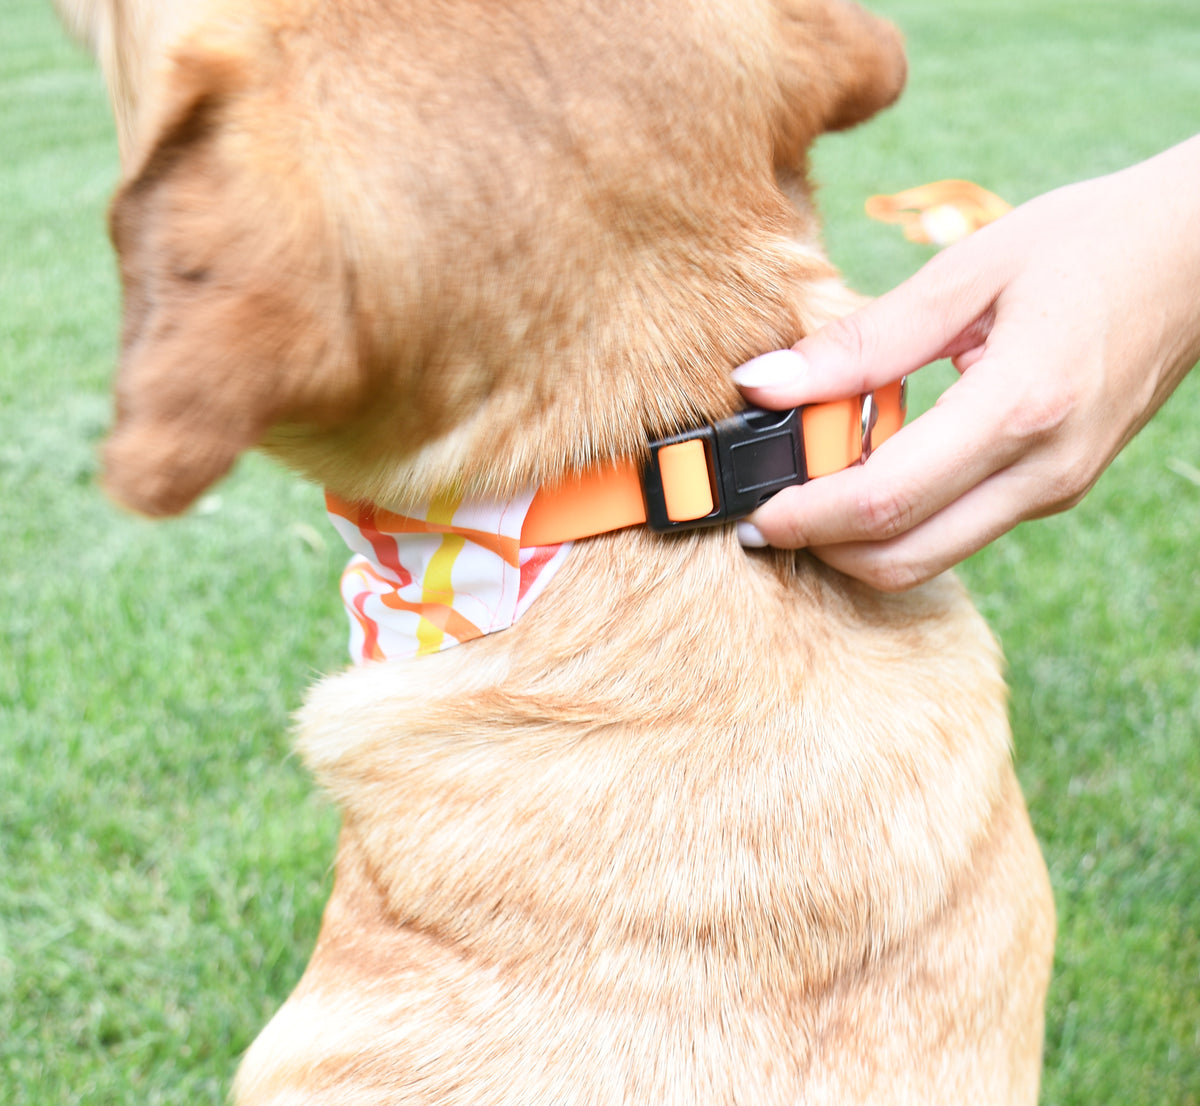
[521,381,905,547]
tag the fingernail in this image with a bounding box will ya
[736,520,769,548]
[731,349,808,390]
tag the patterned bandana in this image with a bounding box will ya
[325,491,572,664]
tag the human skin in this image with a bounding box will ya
[733,134,1200,591]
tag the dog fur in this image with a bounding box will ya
[55,0,1055,1101]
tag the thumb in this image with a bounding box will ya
[732,242,1005,409]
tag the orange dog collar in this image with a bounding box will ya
[521,381,906,546]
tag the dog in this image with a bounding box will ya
[54,0,1055,1101]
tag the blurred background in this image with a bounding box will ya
[2,0,1197,1101]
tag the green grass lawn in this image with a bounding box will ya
[2,0,1197,1102]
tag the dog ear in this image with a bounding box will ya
[104,41,357,517]
[51,0,100,52]
[769,0,907,164]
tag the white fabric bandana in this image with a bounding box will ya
[325,491,571,663]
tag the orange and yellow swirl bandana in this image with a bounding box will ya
[326,491,571,663]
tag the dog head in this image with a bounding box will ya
[93,0,905,516]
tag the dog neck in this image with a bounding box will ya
[325,491,571,663]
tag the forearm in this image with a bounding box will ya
[1103,134,1200,424]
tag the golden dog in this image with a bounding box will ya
[55,0,1055,1101]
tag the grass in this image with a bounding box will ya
[2,0,1197,1102]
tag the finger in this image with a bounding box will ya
[741,367,1027,549]
[732,237,1006,409]
[803,463,1045,591]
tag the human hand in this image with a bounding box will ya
[733,135,1200,590]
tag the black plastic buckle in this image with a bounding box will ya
[642,407,807,533]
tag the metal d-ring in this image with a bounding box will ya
[860,392,879,463]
